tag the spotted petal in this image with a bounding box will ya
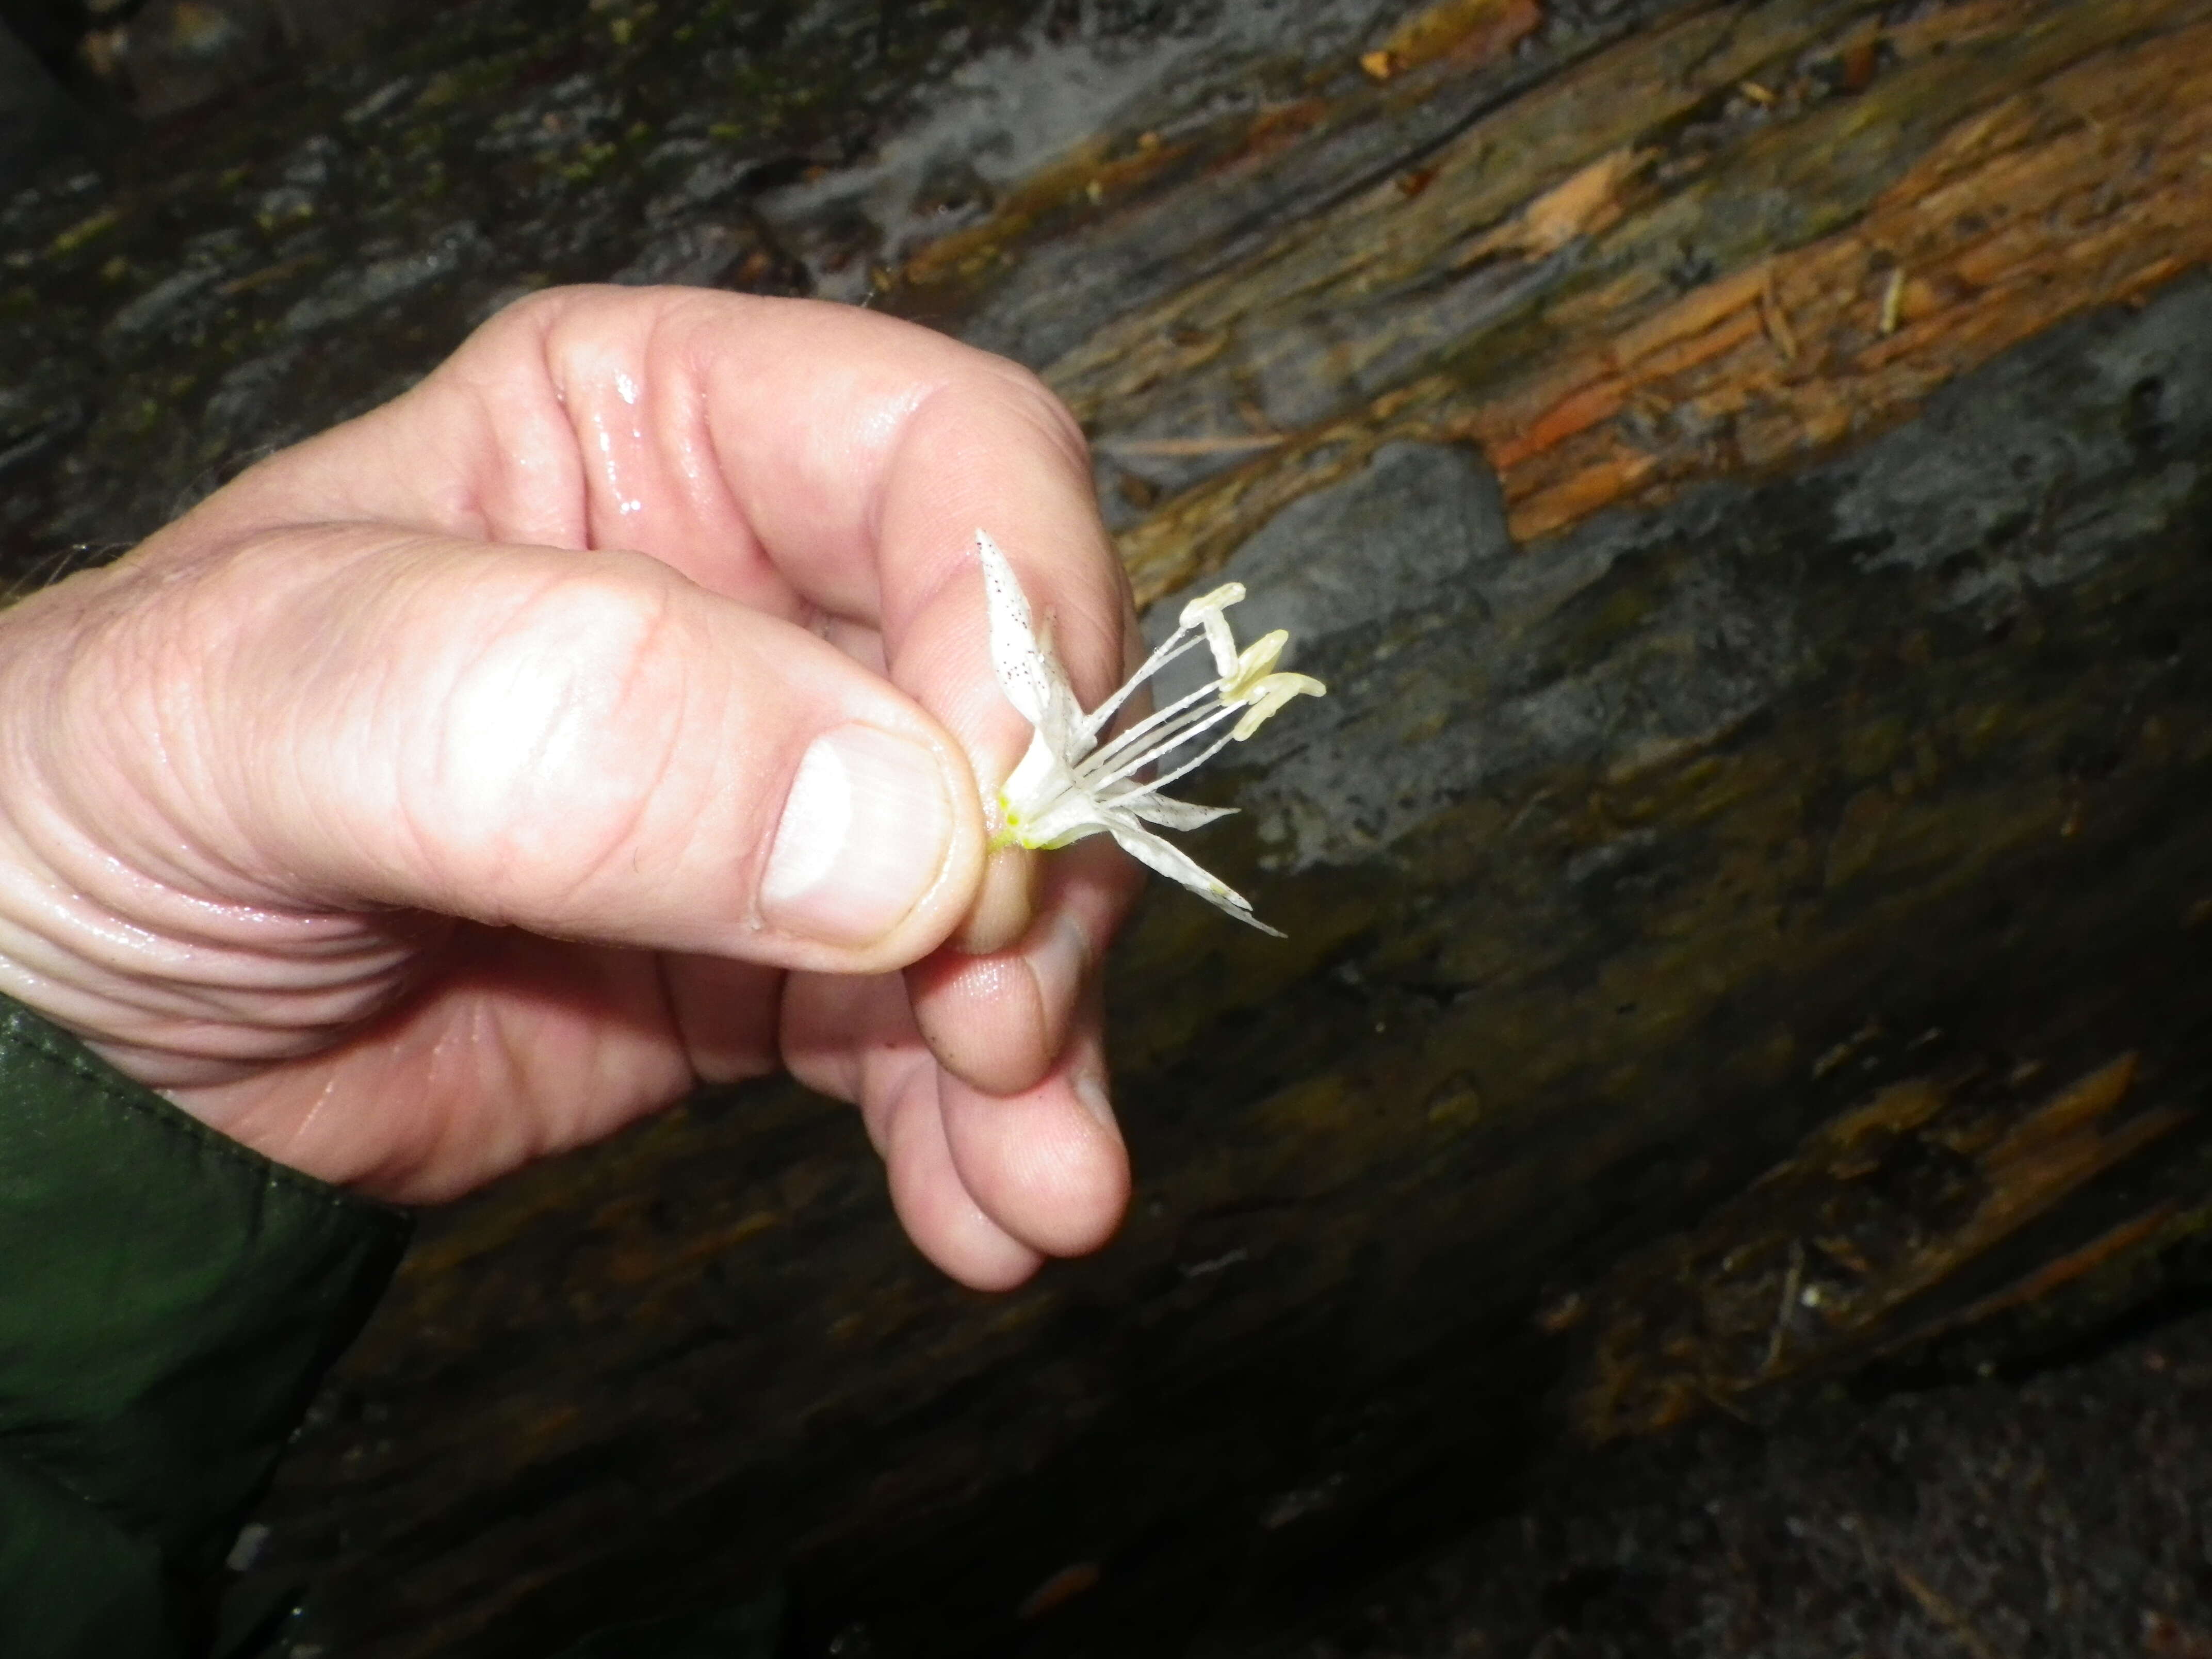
[1103,819,1281,937]
[1118,793,1237,832]
[977,530,1054,730]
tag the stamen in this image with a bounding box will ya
[1081,671,1227,774]
[1078,624,1209,742]
[1113,725,1240,804]
[1088,697,1241,792]
[1196,609,1241,678]
[1085,684,1238,777]
[1222,630,1289,701]
[1177,582,1246,627]
[1229,672,1327,740]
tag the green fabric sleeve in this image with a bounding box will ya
[0,994,410,1658]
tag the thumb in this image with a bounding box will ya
[32,524,986,973]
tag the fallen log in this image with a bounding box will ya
[3,0,2208,1652]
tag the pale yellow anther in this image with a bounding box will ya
[1220,630,1289,703]
[1181,584,1249,676]
[1177,582,1246,627]
[1229,672,1327,740]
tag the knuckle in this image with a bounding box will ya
[413,560,688,887]
[980,360,1091,464]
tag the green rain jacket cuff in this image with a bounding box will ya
[0,993,409,1658]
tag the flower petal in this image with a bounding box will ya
[1120,792,1237,832]
[977,529,1054,729]
[1103,818,1283,936]
[979,534,1309,939]
[1030,613,1089,757]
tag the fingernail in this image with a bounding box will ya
[1026,913,1090,1020]
[761,724,953,946]
[1073,1070,1117,1133]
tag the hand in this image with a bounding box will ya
[0,287,1142,1289]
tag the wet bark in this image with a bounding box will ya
[0,17,99,188]
[2,1,2209,1653]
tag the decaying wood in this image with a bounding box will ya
[1572,1052,2202,1438]
[975,0,2212,600]
[8,0,2212,1652]
[1480,10,2212,541]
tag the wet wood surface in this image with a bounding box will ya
[4,1,2211,1653]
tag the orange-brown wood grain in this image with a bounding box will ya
[1097,0,2212,604]
[1479,18,2212,539]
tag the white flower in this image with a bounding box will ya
[977,529,1325,936]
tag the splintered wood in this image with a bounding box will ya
[1478,19,2212,541]
[1087,0,2212,606]
[1572,1054,2197,1441]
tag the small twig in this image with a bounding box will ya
[1501,787,1556,840]
[1846,1515,2009,1659]
[1892,1560,2007,1659]
[1761,264,1800,362]
[1763,1238,1804,1374]
[1696,1380,1754,1423]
